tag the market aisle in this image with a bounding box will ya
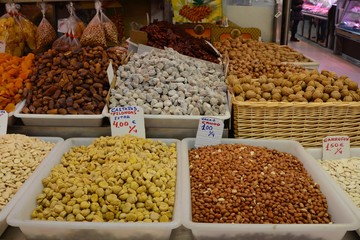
[288,38,360,83]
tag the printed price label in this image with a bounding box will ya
[0,110,8,135]
[322,136,350,160]
[57,18,68,33]
[107,60,115,84]
[0,40,5,53]
[195,117,224,148]
[110,106,145,138]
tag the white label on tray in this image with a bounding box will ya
[107,60,115,84]
[195,117,224,148]
[0,110,8,135]
[322,136,350,160]
[57,18,68,33]
[0,40,5,53]
[110,106,145,138]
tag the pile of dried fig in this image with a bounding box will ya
[228,70,360,103]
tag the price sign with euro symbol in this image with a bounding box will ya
[195,117,224,148]
[110,106,145,138]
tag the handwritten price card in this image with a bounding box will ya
[110,106,145,138]
[0,110,8,135]
[322,136,350,160]
[195,117,224,148]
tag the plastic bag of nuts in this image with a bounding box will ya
[100,7,118,45]
[66,2,86,39]
[80,1,106,47]
[52,18,80,51]
[35,2,56,53]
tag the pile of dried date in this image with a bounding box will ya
[21,46,129,115]
[140,21,220,63]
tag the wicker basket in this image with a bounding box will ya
[232,98,360,147]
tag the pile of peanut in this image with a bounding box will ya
[0,134,55,211]
[32,135,177,222]
[189,144,331,224]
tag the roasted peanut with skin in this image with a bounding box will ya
[189,144,331,224]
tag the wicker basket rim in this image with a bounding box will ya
[232,99,360,107]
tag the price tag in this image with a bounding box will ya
[57,18,68,33]
[195,117,224,148]
[0,40,5,53]
[110,106,145,138]
[0,110,8,135]
[107,60,115,84]
[322,136,350,160]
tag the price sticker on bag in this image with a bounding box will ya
[57,18,68,33]
[195,117,224,148]
[0,40,5,53]
[0,110,8,135]
[322,136,350,160]
[110,106,145,138]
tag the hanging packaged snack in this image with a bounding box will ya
[66,2,86,39]
[109,11,124,42]
[100,2,118,45]
[52,18,80,51]
[80,1,106,47]
[35,2,56,52]
[0,3,25,56]
[18,7,37,52]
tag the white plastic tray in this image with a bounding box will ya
[181,138,359,240]
[6,102,22,126]
[0,136,63,236]
[7,138,182,240]
[8,111,15,126]
[104,104,231,129]
[306,148,360,236]
[14,101,106,127]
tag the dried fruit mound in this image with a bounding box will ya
[140,21,219,63]
[0,53,34,112]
